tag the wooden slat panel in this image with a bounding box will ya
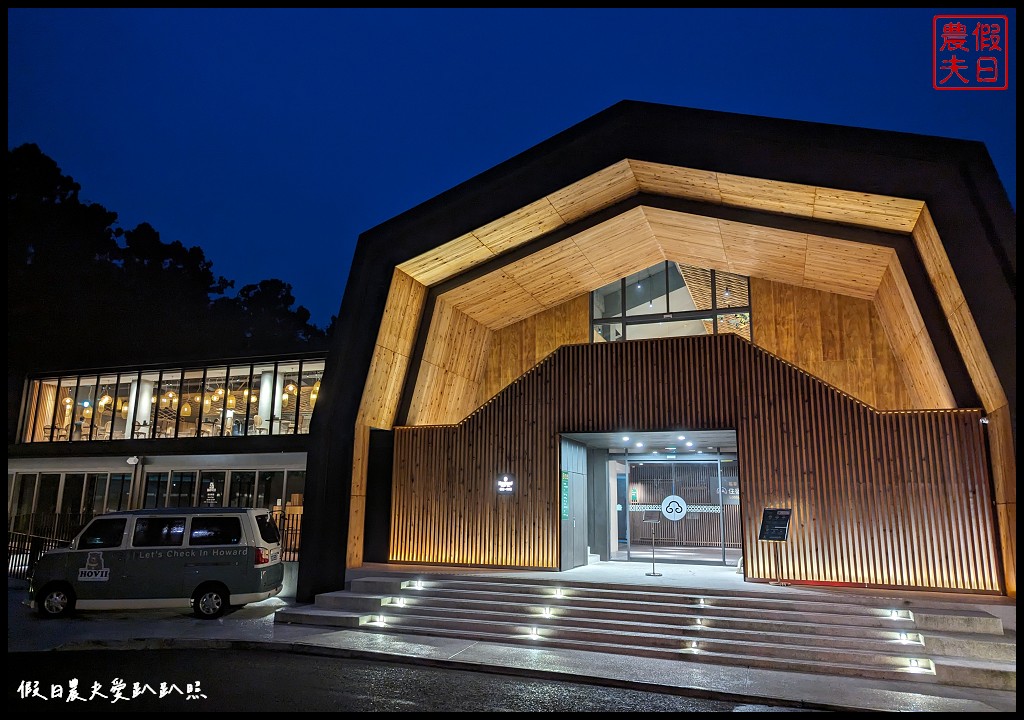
[873,262,922,356]
[749,278,912,410]
[547,159,637,223]
[911,205,966,312]
[812,188,923,231]
[571,207,662,283]
[478,294,589,404]
[803,235,892,299]
[501,238,603,308]
[719,220,807,285]
[397,233,494,287]
[473,197,565,256]
[407,302,493,425]
[948,301,1009,413]
[391,335,1000,592]
[644,207,729,270]
[376,270,427,354]
[717,173,816,217]
[439,268,546,328]
[628,160,721,203]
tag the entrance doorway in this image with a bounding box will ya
[560,430,741,568]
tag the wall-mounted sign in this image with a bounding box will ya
[497,474,515,494]
[560,471,570,519]
[758,507,792,542]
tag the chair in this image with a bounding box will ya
[251,415,266,435]
[96,420,112,440]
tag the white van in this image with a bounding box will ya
[27,507,284,619]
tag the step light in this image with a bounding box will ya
[392,597,405,607]
[413,580,424,590]
[376,615,386,625]
[553,588,564,598]
[695,618,702,626]
[888,609,901,619]
[691,641,699,653]
[529,627,541,639]
[541,607,552,618]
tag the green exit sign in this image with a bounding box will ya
[561,471,570,520]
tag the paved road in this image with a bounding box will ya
[8,649,815,712]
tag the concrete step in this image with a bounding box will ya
[388,586,988,636]
[353,619,941,683]
[322,576,1015,690]
[369,600,925,653]
[275,605,369,628]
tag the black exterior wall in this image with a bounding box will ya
[296,100,1016,602]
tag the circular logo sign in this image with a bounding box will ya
[661,495,687,521]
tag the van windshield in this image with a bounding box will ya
[256,514,281,544]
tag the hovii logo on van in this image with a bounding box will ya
[78,551,111,581]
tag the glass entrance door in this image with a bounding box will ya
[626,456,741,565]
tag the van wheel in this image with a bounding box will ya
[37,583,76,619]
[192,583,228,619]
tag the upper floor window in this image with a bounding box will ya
[591,261,751,343]
[18,356,325,444]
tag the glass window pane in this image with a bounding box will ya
[625,265,667,316]
[299,360,324,434]
[261,471,285,510]
[133,517,186,547]
[250,363,276,435]
[189,517,242,546]
[167,471,197,508]
[131,372,159,439]
[37,473,61,514]
[60,474,86,515]
[717,312,752,341]
[199,471,226,507]
[627,319,713,340]
[592,277,622,319]
[112,373,134,440]
[79,518,127,549]
[224,365,253,437]
[86,473,108,514]
[675,264,712,311]
[106,473,132,512]
[55,377,76,441]
[592,322,623,342]
[284,471,305,510]
[72,376,97,441]
[716,271,749,309]
[144,472,168,509]
[26,380,59,443]
[178,370,203,438]
[93,374,118,440]
[228,470,257,507]
[13,474,37,531]
[155,371,182,438]
[275,362,301,435]
[202,366,228,437]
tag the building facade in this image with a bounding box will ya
[298,101,1016,601]
[8,354,325,567]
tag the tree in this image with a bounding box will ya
[7,144,331,440]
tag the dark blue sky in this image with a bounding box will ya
[8,8,1016,328]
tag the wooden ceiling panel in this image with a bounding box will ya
[546,159,638,223]
[439,268,546,328]
[803,235,893,299]
[644,207,729,270]
[571,207,663,284]
[718,220,808,285]
[502,239,604,309]
[629,160,721,203]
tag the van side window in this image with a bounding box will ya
[189,517,243,546]
[133,517,186,547]
[256,514,281,544]
[79,518,127,549]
